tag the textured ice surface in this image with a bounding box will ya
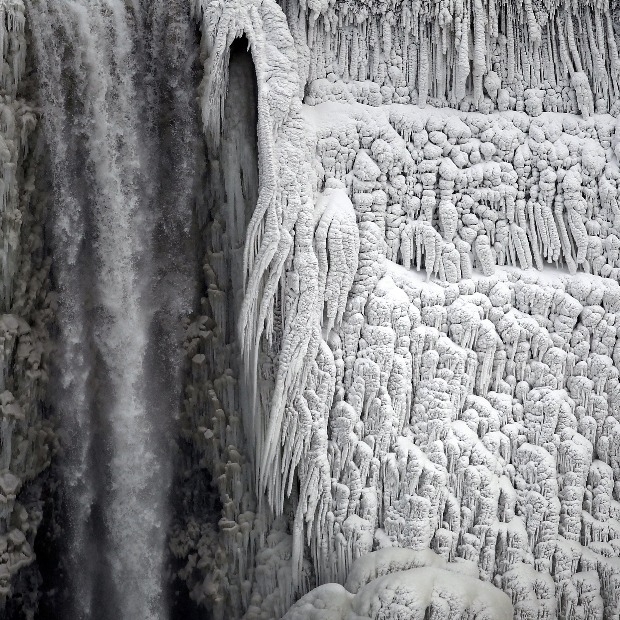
[5,0,620,619]
[284,552,513,620]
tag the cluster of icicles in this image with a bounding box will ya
[173,1,321,619]
[0,0,54,608]
[279,100,620,620]
[280,0,620,118]
[280,252,620,620]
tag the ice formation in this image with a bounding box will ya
[284,548,513,620]
[283,0,620,117]
[5,0,620,619]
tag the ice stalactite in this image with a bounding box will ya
[194,0,324,521]
[314,180,360,334]
[24,1,200,618]
[176,2,321,618]
[0,0,26,98]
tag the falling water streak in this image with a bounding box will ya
[24,1,200,618]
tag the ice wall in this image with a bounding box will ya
[177,1,508,618]
[276,95,620,619]
[307,103,620,281]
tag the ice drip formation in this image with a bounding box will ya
[4,0,620,619]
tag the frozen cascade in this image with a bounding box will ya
[8,0,620,619]
[22,1,200,618]
[173,2,620,620]
[218,36,259,462]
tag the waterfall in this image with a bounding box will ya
[23,1,201,618]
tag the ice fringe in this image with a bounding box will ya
[194,0,367,603]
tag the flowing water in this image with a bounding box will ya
[23,1,201,617]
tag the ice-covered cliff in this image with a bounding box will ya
[5,0,620,619]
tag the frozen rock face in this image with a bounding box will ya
[176,2,620,620]
[0,0,55,611]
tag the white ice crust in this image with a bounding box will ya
[174,2,620,620]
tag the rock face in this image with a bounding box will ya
[7,1,620,620]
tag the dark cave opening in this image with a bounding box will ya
[220,35,260,342]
